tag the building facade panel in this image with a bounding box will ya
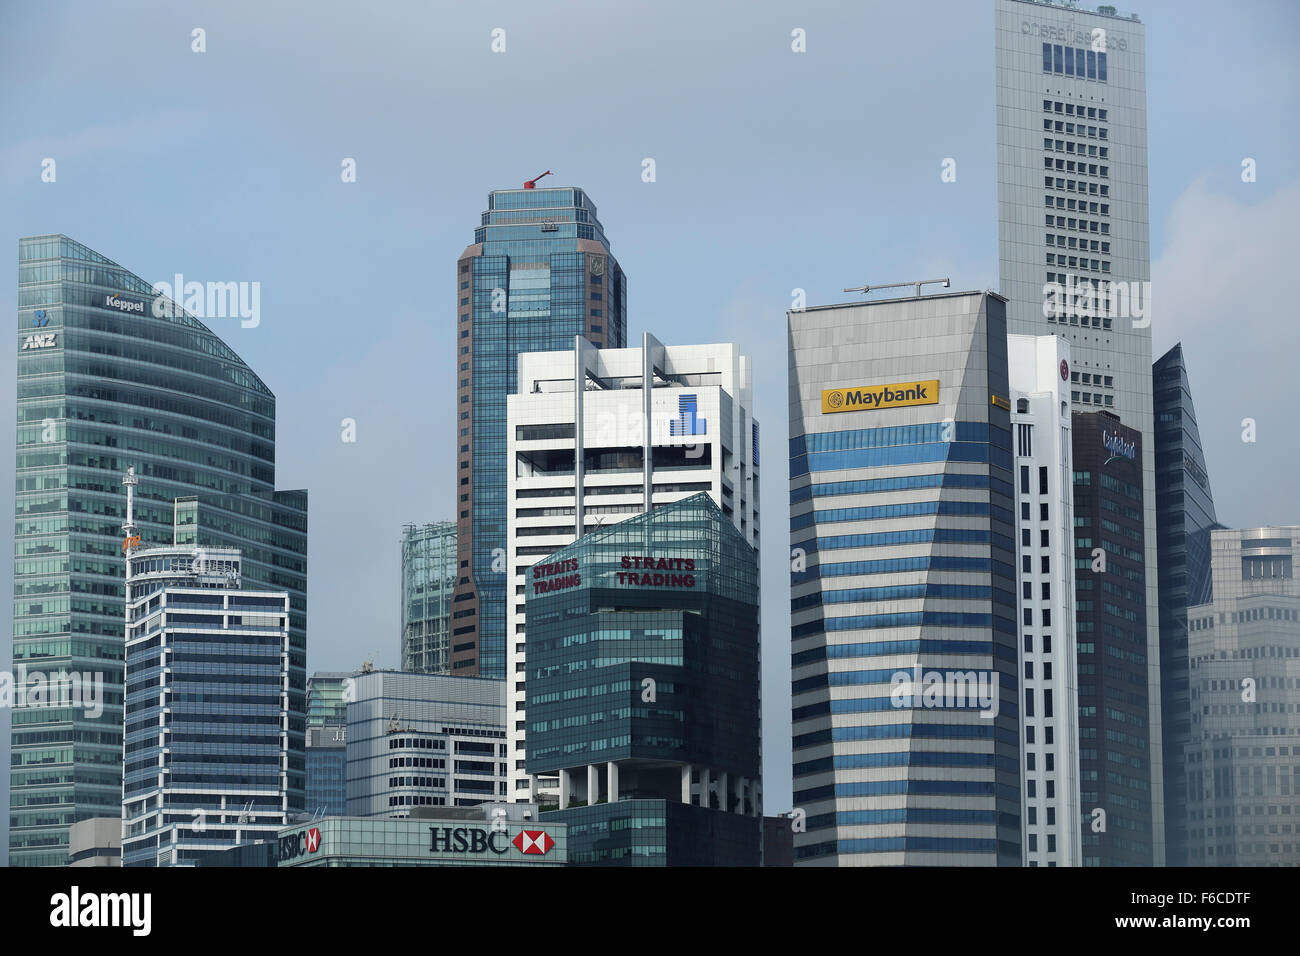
[787,290,1021,866]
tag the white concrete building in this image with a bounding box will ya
[345,670,508,817]
[995,0,1164,862]
[1009,333,1081,865]
[506,333,759,800]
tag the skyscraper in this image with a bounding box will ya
[529,494,763,866]
[1071,411,1151,865]
[400,522,457,673]
[787,290,1020,866]
[1185,528,1300,866]
[121,486,291,867]
[306,672,352,817]
[994,0,1163,863]
[453,184,627,680]
[11,235,307,866]
[506,334,758,802]
[1153,343,1220,865]
[1009,334,1081,866]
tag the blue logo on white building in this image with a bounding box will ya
[668,395,706,437]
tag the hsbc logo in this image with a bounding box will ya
[277,827,322,862]
[512,830,554,855]
[22,333,57,350]
[429,825,556,857]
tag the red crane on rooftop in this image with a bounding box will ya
[523,170,552,189]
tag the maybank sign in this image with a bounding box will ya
[821,380,939,415]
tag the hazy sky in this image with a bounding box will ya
[1,1,1297,855]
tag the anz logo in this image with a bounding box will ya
[21,333,57,350]
[668,394,707,437]
[32,310,49,327]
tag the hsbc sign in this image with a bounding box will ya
[277,826,322,862]
[428,825,555,857]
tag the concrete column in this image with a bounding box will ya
[719,772,729,813]
[588,764,599,806]
[701,768,712,810]
[559,768,570,810]
[681,764,693,805]
[606,761,619,804]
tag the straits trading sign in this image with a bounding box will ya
[821,380,940,415]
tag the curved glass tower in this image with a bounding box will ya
[11,235,307,866]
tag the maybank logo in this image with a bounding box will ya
[822,380,939,414]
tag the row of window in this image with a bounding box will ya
[1042,44,1108,82]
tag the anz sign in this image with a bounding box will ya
[21,333,57,350]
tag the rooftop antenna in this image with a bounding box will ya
[524,170,552,190]
[843,278,950,298]
[121,467,141,555]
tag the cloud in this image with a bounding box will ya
[1152,177,1300,529]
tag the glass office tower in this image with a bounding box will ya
[1071,411,1150,865]
[1152,343,1219,865]
[400,522,458,673]
[452,186,626,678]
[529,494,762,866]
[11,235,306,866]
[788,290,1021,866]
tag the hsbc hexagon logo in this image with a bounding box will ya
[512,829,554,855]
[305,827,321,853]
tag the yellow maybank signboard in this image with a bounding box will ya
[821,380,940,414]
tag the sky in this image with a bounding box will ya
[0,0,1297,859]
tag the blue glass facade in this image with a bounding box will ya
[453,188,626,678]
[11,235,306,866]
[306,745,347,818]
[401,522,457,673]
[788,291,1021,866]
[1152,343,1220,866]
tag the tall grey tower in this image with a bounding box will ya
[994,0,1162,864]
